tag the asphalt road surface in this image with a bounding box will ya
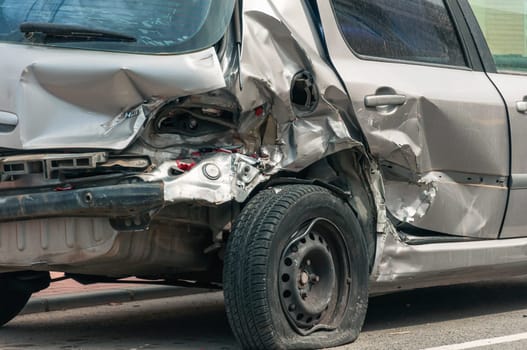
[3,278,527,350]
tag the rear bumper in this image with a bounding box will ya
[0,152,266,224]
[0,182,164,222]
[0,153,267,274]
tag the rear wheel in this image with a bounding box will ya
[0,272,50,326]
[223,185,369,349]
[0,287,31,327]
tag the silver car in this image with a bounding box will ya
[0,0,526,349]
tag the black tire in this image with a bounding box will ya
[223,185,369,349]
[0,284,31,327]
[0,271,49,327]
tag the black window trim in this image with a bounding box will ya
[328,0,483,72]
[456,0,497,73]
[445,0,484,71]
[306,0,330,61]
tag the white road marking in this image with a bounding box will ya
[422,332,527,350]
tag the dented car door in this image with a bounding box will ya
[463,0,527,238]
[318,0,509,239]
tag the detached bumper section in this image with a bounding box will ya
[0,182,164,223]
[0,152,268,231]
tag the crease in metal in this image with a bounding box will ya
[0,0,523,291]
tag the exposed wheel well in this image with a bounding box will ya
[258,149,379,270]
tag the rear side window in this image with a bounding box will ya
[332,0,467,67]
[468,0,527,74]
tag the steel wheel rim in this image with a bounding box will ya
[278,217,351,334]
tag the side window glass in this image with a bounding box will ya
[331,0,467,67]
[468,0,527,74]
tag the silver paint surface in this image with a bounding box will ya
[317,0,509,239]
[371,230,527,294]
[486,73,527,238]
[0,45,225,150]
[0,0,525,293]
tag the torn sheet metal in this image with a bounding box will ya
[140,153,268,205]
[383,173,508,238]
[0,0,521,288]
[0,45,225,150]
[0,0,373,210]
[233,1,364,173]
[99,99,166,150]
[132,1,374,208]
[316,0,510,238]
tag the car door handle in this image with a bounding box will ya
[517,101,527,113]
[364,94,406,108]
[0,111,18,127]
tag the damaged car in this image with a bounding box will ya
[1,0,527,349]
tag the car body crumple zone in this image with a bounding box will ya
[1,0,527,349]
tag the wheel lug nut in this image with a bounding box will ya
[300,271,309,286]
[306,259,311,266]
[289,304,296,311]
[312,275,320,283]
